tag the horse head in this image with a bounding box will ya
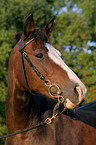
[15,14,87,109]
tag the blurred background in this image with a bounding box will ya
[0,0,96,144]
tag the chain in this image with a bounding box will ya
[44,100,65,125]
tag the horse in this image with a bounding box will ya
[5,14,96,145]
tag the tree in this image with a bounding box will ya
[0,0,96,144]
[50,0,96,103]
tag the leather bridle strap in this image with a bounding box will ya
[22,52,47,83]
[20,51,33,94]
[19,39,36,52]
[19,39,47,95]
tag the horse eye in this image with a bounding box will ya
[35,53,44,58]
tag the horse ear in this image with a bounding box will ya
[23,14,34,38]
[42,17,54,36]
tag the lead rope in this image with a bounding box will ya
[0,101,66,139]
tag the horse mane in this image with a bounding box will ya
[25,29,48,50]
[15,29,49,52]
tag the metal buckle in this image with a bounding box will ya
[44,114,57,124]
[45,80,62,96]
[45,80,64,103]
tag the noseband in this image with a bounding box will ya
[19,38,64,103]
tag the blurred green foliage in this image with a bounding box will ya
[0,0,96,144]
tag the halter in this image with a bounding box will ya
[19,38,65,103]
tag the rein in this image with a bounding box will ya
[0,38,66,139]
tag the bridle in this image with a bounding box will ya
[0,37,66,139]
[19,38,65,103]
